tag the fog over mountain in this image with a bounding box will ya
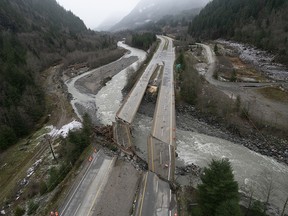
[95,12,127,31]
[112,0,210,31]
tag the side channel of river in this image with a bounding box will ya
[66,42,288,215]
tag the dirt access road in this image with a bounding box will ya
[199,43,288,130]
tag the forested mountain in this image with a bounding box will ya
[189,0,288,63]
[0,0,116,150]
[112,0,209,31]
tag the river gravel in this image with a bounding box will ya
[218,39,288,82]
[65,41,288,215]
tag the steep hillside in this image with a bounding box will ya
[0,0,118,150]
[112,0,209,31]
[189,0,288,63]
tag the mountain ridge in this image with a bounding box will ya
[112,0,209,31]
[0,0,118,150]
[189,0,288,64]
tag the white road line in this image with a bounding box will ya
[169,189,172,216]
[170,62,174,146]
[87,157,115,215]
[61,152,98,215]
[168,145,171,181]
[72,203,82,216]
[139,172,148,216]
[156,179,159,193]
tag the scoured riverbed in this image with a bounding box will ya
[65,42,288,215]
[65,41,146,124]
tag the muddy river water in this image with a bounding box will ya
[66,43,288,214]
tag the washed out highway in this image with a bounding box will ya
[63,36,178,216]
[114,35,178,214]
[115,36,177,181]
[63,36,288,216]
[148,36,176,181]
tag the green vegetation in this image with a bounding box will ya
[198,159,241,216]
[175,52,186,70]
[60,114,92,165]
[176,53,201,105]
[176,49,262,136]
[0,32,45,151]
[214,44,219,55]
[230,70,237,82]
[130,33,157,50]
[37,114,93,195]
[123,40,159,92]
[257,87,288,103]
[0,0,86,33]
[178,159,245,216]
[189,0,288,64]
[27,200,39,215]
[0,0,119,151]
[215,199,242,216]
[14,206,25,216]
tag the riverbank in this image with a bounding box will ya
[64,39,288,215]
[74,56,138,95]
[176,103,288,165]
[136,89,288,166]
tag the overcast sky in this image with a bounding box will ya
[56,0,141,29]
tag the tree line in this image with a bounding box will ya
[129,32,157,50]
[188,0,288,64]
[0,32,45,150]
[0,0,120,151]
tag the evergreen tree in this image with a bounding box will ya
[189,0,288,64]
[215,199,242,216]
[198,159,240,216]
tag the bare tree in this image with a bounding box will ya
[260,169,274,214]
[245,186,255,216]
[281,196,288,216]
[263,178,273,214]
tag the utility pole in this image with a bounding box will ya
[45,135,58,163]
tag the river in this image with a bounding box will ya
[66,42,288,215]
[65,41,146,123]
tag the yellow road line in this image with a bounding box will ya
[150,137,155,172]
[125,124,132,147]
[147,137,152,171]
[139,172,148,216]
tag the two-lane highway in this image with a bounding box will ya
[116,37,166,124]
[59,149,116,216]
[151,36,176,145]
[148,36,176,181]
[114,36,171,149]
[148,136,175,181]
[134,171,177,216]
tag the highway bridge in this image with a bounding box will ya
[114,36,176,181]
[147,36,176,181]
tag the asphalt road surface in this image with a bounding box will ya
[59,149,116,216]
[113,121,133,148]
[147,36,176,181]
[116,36,166,124]
[148,136,175,181]
[198,43,288,128]
[151,36,176,146]
[134,171,177,216]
